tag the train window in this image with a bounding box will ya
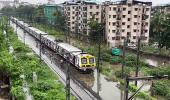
[81,58,87,64]
[89,58,94,64]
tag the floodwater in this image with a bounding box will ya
[141,55,170,67]
[127,49,170,67]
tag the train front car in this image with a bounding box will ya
[57,43,96,71]
[77,53,96,71]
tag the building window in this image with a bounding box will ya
[110,7,111,11]
[134,29,137,32]
[72,17,74,19]
[134,8,138,11]
[145,22,148,26]
[72,22,74,24]
[67,12,70,16]
[134,22,137,25]
[113,7,116,11]
[109,29,110,33]
[112,22,116,26]
[134,15,138,18]
[96,12,99,15]
[90,12,92,16]
[72,6,74,9]
[83,7,87,11]
[145,30,148,33]
[122,15,126,18]
[146,8,149,11]
[96,5,99,9]
[113,15,116,18]
[109,22,111,25]
[72,27,74,29]
[116,36,120,40]
[112,30,116,33]
[133,36,136,39]
[128,11,131,14]
[127,25,130,28]
[128,4,131,7]
[122,22,125,25]
[72,11,75,14]
[68,17,70,21]
[90,6,92,9]
[68,7,70,11]
[121,36,125,39]
[122,29,125,32]
[109,15,111,18]
[123,8,126,11]
[128,18,131,21]
[127,32,131,36]
[112,37,115,40]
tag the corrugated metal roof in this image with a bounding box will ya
[57,43,82,55]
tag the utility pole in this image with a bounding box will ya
[97,34,101,96]
[121,38,126,79]
[23,30,26,45]
[135,37,140,86]
[124,77,129,100]
[66,56,70,100]
[39,34,42,63]
[97,26,104,98]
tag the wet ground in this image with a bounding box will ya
[10,21,128,100]
[11,20,169,100]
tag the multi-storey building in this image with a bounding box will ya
[103,0,152,47]
[63,1,78,33]
[63,0,152,48]
[63,0,101,35]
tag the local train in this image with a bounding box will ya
[10,17,96,71]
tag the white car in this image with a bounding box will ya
[127,43,137,49]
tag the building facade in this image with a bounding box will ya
[104,0,152,47]
[63,0,102,35]
[63,0,152,48]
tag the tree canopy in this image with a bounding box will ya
[150,12,170,49]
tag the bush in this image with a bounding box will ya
[102,53,112,62]
[152,80,170,97]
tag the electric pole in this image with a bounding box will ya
[135,37,140,86]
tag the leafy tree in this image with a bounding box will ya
[150,12,170,51]
[88,14,104,41]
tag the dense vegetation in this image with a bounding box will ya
[0,17,75,99]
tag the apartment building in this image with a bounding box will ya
[63,0,102,35]
[103,0,152,47]
[63,0,152,48]
[63,1,78,33]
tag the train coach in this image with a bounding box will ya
[10,17,96,71]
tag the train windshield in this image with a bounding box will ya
[89,58,95,64]
[81,58,87,64]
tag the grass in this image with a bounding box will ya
[2,18,76,100]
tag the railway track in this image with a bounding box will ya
[10,19,101,100]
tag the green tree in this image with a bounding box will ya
[88,15,104,41]
[150,12,170,51]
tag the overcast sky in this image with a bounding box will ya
[4,0,170,6]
